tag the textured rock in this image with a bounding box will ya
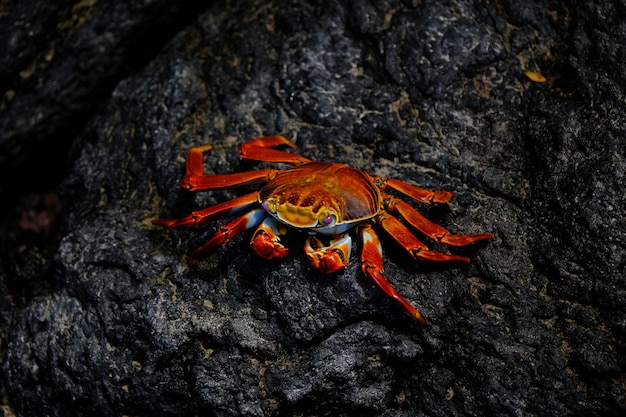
[0,0,207,191]
[2,0,625,416]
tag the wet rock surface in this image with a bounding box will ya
[1,0,625,416]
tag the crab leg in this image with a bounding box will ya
[152,192,259,229]
[239,136,311,165]
[375,211,471,263]
[357,224,426,325]
[181,169,281,192]
[250,217,290,260]
[177,143,283,192]
[384,196,495,246]
[189,208,266,262]
[374,176,453,204]
[184,144,214,177]
[304,233,352,274]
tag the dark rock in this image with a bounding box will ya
[0,0,208,193]
[2,0,625,416]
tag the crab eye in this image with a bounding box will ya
[318,211,337,227]
[262,198,277,214]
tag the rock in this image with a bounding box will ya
[0,0,207,192]
[2,0,625,416]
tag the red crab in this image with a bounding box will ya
[153,136,494,324]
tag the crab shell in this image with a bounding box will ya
[259,162,379,235]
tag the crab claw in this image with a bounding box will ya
[304,233,352,274]
[250,217,289,260]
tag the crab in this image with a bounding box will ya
[153,136,494,324]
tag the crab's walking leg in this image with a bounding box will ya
[376,211,471,263]
[184,144,213,177]
[384,196,495,246]
[304,233,352,274]
[374,177,453,204]
[179,142,283,191]
[152,192,259,229]
[181,169,281,192]
[189,208,266,263]
[357,224,426,325]
[239,136,312,165]
[250,217,292,260]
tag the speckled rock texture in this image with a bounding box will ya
[1,0,625,416]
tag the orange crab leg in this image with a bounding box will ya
[177,143,282,192]
[376,211,471,263]
[184,144,214,177]
[384,196,495,246]
[357,224,426,325]
[152,192,259,229]
[250,217,290,260]
[189,208,266,262]
[304,233,352,274]
[374,176,453,204]
[239,136,311,165]
[181,169,281,192]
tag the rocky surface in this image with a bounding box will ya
[1,0,625,416]
[0,0,207,192]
